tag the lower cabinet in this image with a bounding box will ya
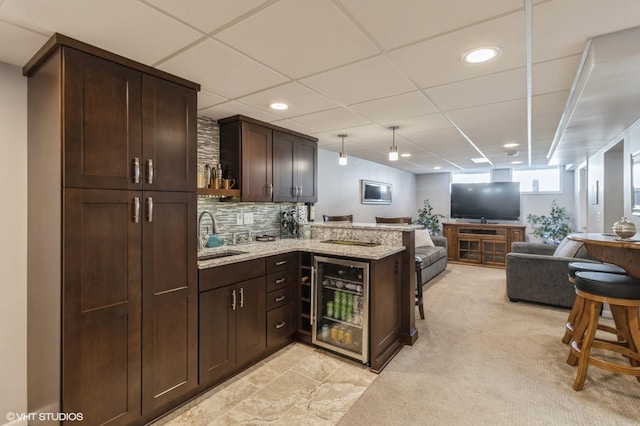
[199,260,267,387]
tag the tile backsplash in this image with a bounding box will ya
[196,116,298,244]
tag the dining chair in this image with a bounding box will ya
[322,214,353,222]
[375,216,412,224]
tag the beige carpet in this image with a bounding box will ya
[339,264,640,426]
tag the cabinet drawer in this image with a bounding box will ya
[266,268,296,293]
[199,258,265,292]
[267,303,294,349]
[266,252,297,274]
[267,286,292,311]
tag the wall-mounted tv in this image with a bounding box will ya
[450,182,521,222]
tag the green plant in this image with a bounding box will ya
[527,200,574,244]
[416,199,445,235]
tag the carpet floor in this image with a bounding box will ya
[339,263,640,426]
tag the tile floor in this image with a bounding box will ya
[153,343,377,425]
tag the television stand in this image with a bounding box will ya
[443,222,526,268]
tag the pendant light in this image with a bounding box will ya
[388,126,399,161]
[338,134,348,165]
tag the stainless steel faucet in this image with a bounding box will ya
[197,210,215,251]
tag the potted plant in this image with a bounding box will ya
[416,199,445,235]
[527,200,574,244]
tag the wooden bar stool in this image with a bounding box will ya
[567,271,640,391]
[562,262,627,345]
[415,257,425,319]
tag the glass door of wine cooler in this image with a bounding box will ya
[312,256,369,364]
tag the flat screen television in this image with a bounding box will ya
[450,182,521,221]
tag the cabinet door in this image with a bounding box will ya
[64,48,142,190]
[236,276,267,366]
[294,138,317,203]
[199,285,237,386]
[273,131,296,202]
[141,191,197,414]
[241,122,272,202]
[63,189,141,425]
[142,75,197,192]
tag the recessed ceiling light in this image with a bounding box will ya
[503,143,519,148]
[433,166,442,170]
[471,157,490,164]
[511,160,523,165]
[269,102,290,111]
[401,153,411,158]
[462,47,501,63]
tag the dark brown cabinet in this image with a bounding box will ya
[26,34,199,426]
[199,259,267,387]
[219,115,317,203]
[273,131,317,203]
[63,49,196,192]
[265,253,297,349]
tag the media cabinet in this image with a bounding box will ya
[442,222,526,268]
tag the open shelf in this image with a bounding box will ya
[197,188,240,198]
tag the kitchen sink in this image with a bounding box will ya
[320,239,380,247]
[198,250,248,261]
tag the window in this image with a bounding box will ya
[512,167,561,193]
[451,172,490,184]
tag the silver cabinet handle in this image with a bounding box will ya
[275,260,288,266]
[275,278,286,284]
[231,289,236,311]
[146,197,153,222]
[297,186,302,197]
[266,183,273,197]
[275,295,286,302]
[146,159,154,184]
[133,197,140,223]
[239,287,244,308]
[275,321,286,329]
[133,158,140,184]
[310,266,315,325]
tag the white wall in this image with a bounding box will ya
[314,149,416,222]
[0,62,28,424]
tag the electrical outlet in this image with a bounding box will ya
[236,213,244,225]
[244,212,254,224]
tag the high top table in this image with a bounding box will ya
[568,233,640,278]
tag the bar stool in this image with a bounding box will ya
[562,262,627,345]
[567,271,640,391]
[415,257,425,319]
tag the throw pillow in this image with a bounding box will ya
[553,237,582,257]
[415,229,435,247]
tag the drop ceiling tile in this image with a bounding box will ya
[157,38,288,99]
[0,0,202,65]
[532,0,640,63]
[236,82,339,118]
[389,11,525,89]
[447,99,526,127]
[385,113,453,135]
[146,0,271,33]
[341,0,523,50]
[532,55,582,95]
[300,56,415,106]
[270,119,322,136]
[291,108,371,132]
[425,67,526,111]
[199,100,281,122]
[215,0,379,78]
[197,90,228,110]
[0,22,47,66]
[349,91,438,123]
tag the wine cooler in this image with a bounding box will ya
[312,256,369,364]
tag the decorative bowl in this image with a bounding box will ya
[612,217,637,239]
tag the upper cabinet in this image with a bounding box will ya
[219,115,318,203]
[273,131,317,203]
[60,44,197,192]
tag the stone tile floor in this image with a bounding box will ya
[153,343,377,425]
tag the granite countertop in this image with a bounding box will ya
[197,238,406,269]
[310,222,421,231]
